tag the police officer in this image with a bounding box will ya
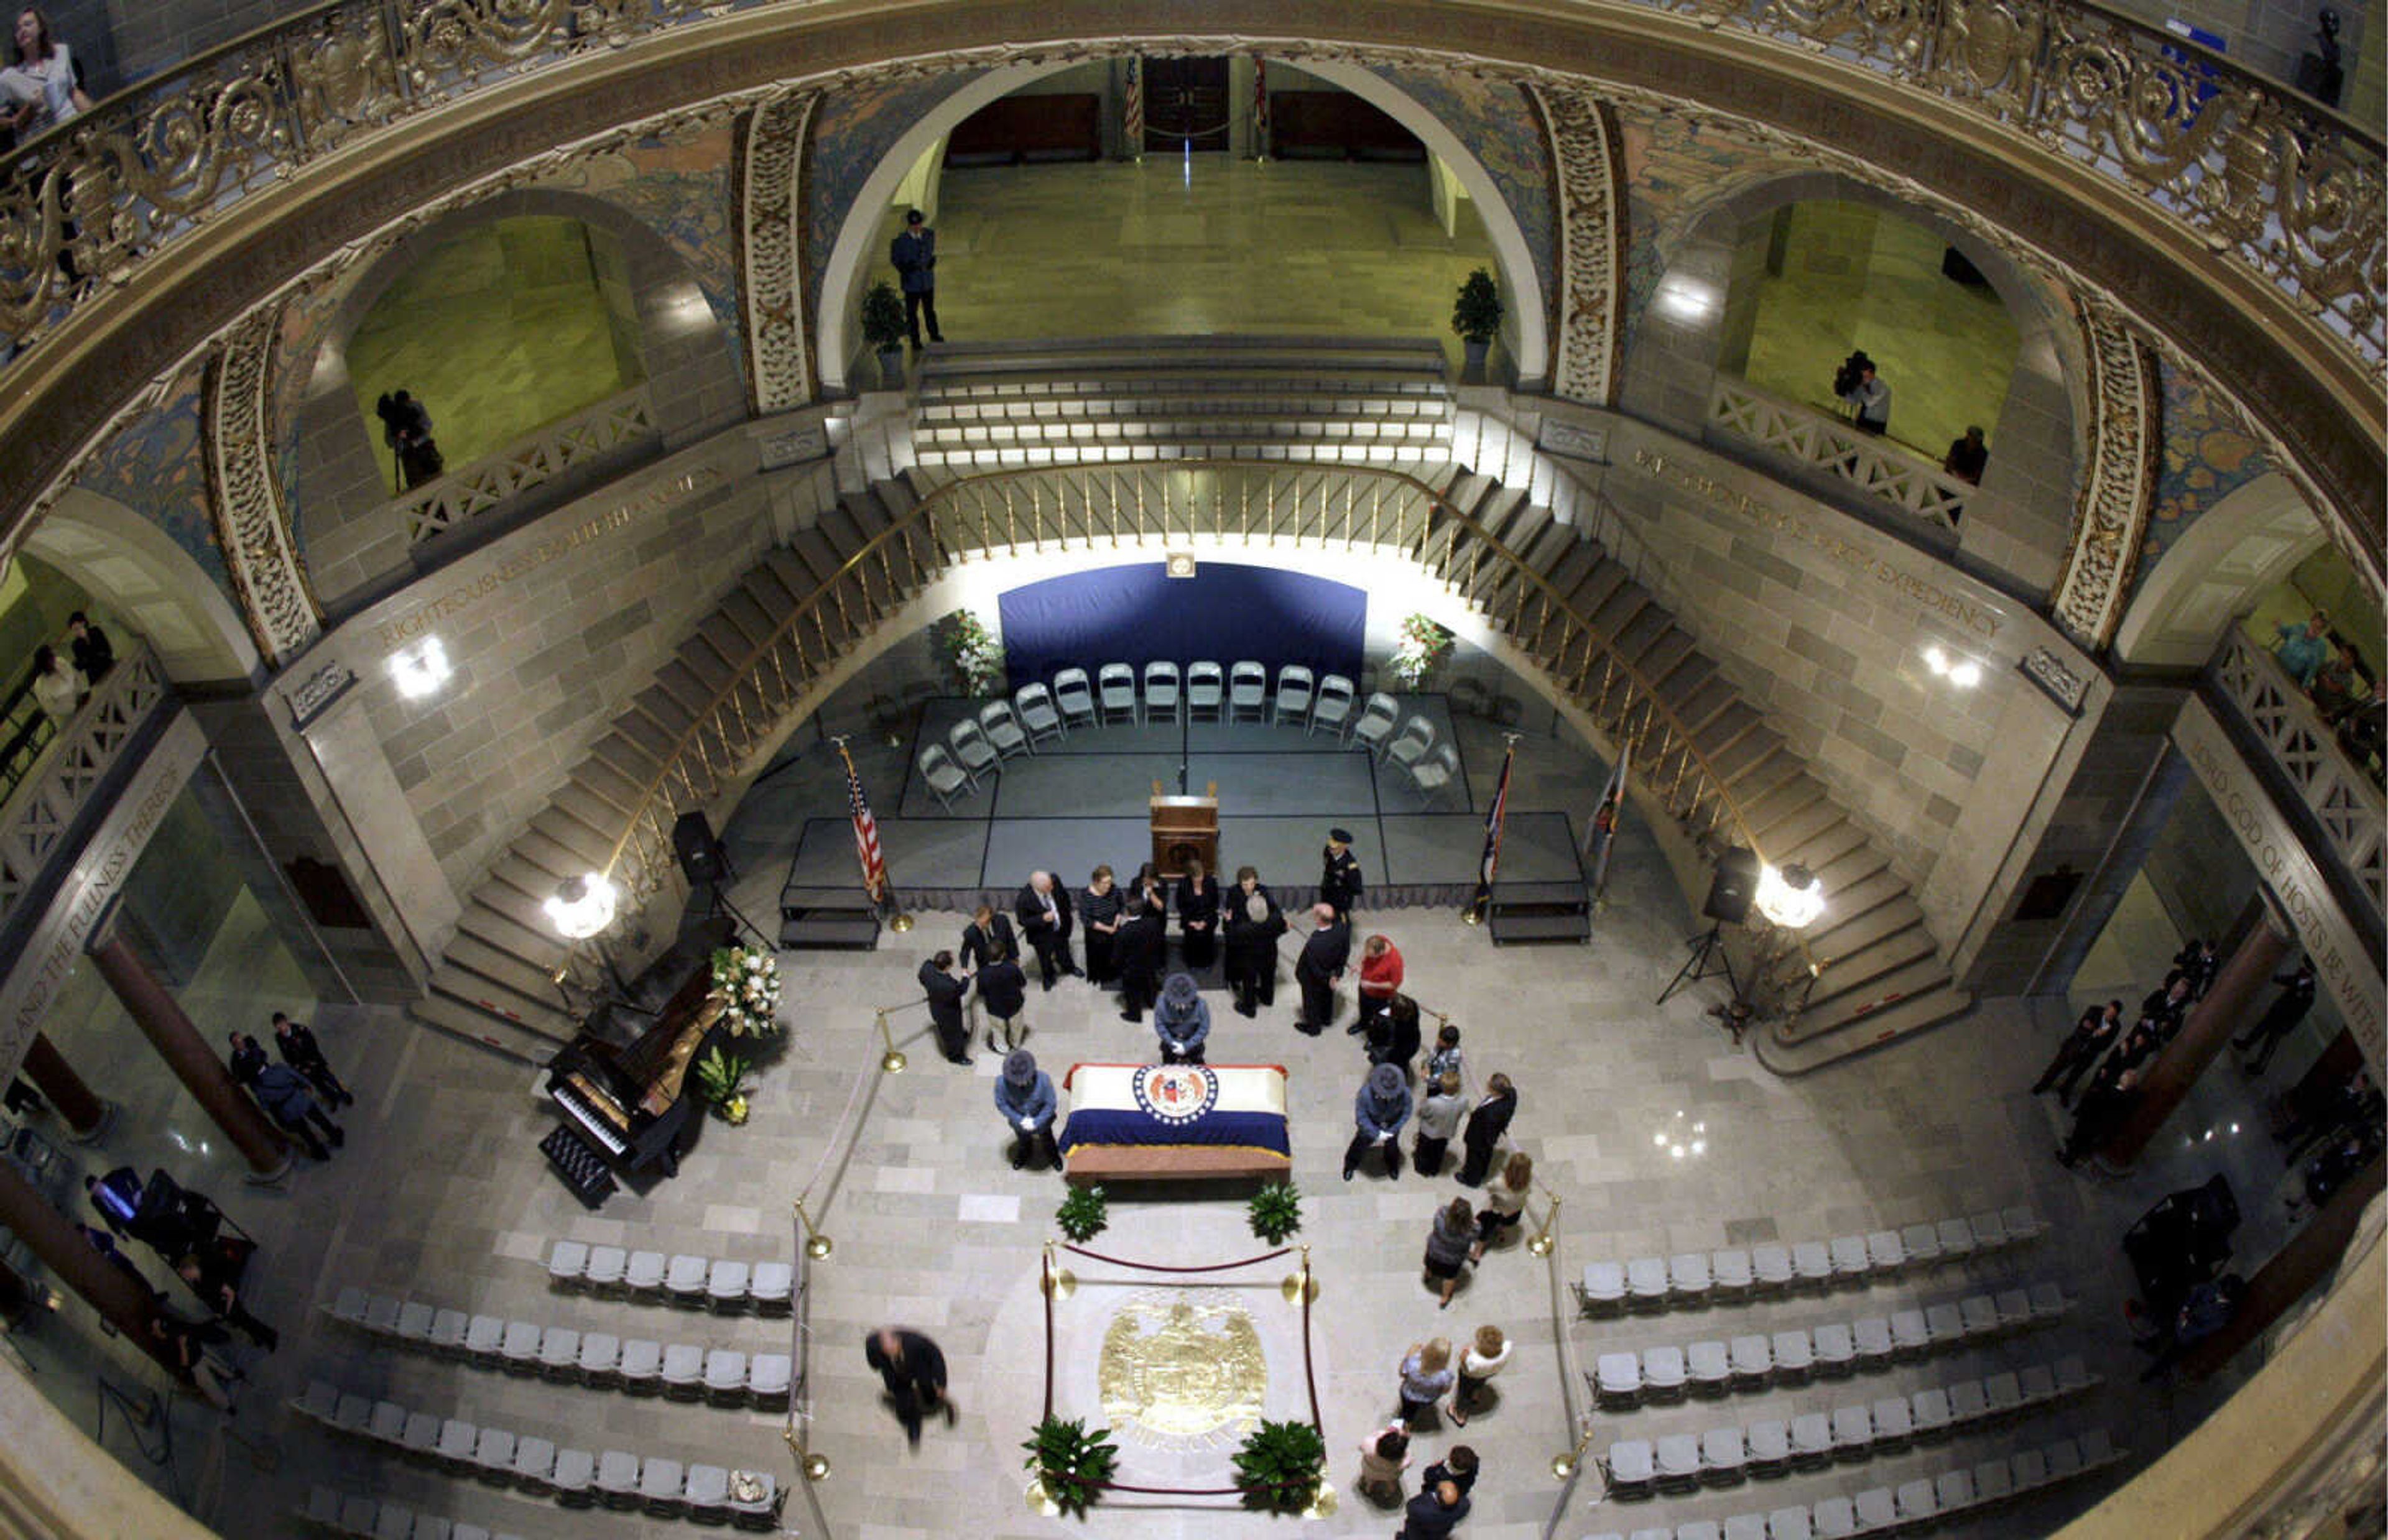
[1320,828,1363,918]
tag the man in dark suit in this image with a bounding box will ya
[2030,1000,2122,1107]
[1399,1477,1471,1538]
[1319,828,1363,918]
[1223,869,1284,1017]
[1457,1073,1516,1186]
[960,903,1017,974]
[864,1326,953,1447]
[2235,959,2318,1073]
[919,951,971,1066]
[1114,892,1166,1024]
[271,1011,353,1107]
[1013,871,1078,990]
[67,612,113,685]
[1292,903,1349,1036]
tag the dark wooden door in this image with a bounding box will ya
[1144,57,1230,152]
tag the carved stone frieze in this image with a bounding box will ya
[736,88,820,417]
[202,306,320,667]
[2047,298,2160,653]
[1530,84,1626,409]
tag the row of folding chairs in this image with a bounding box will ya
[1591,1281,2071,1405]
[297,1486,524,1540]
[1601,1355,2098,1493]
[325,1287,790,1407]
[544,1239,793,1311]
[290,1381,781,1526]
[1588,1430,2124,1539]
[1578,1206,2042,1315]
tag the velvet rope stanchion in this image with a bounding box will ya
[1058,1242,1294,1273]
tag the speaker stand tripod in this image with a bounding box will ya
[1657,923,1739,1005]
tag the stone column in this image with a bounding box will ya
[0,1158,169,1372]
[2182,1153,2386,1381]
[85,897,289,1181]
[19,1034,108,1142]
[2103,901,2294,1168]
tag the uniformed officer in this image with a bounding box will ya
[1320,828,1364,918]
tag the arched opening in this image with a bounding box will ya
[21,488,259,685]
[2116,473,2328,670]
[343,214,647,494]
[1722,200,2020,464]
[817,59,1552,389]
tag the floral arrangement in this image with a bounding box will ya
[694,1046,752,1125]
[709,946,784,1038]
[930,610,1004,696]
[1389,614,1456,690]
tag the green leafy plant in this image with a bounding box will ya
[1248,1180,1303,1244]
[861,280,909,352]
[1231,1419,1326,1513]
[1451,267,1502,344]
[928,609,1004,696]
[693,1046,752,1123]
[1389,613,1456,690]
[1055,1183,1108,1242]
[1022,1415,1119,1518]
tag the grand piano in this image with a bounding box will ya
[542,918,734,1202]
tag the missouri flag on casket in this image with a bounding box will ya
[1058,1063,1292,1183]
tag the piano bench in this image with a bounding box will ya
[540,1125,618,1208]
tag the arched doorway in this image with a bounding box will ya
[22,489,260,685]
[2115,474,2328,669]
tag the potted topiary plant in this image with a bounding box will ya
[1055,1183,1109,1242]
[1231,1419,1326,1513]
[861,280,909,389]
[1023,1416,1119,1518]
[1451,267,1502,382]
[1248,1179,1302,1243]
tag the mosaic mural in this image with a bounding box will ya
[70,364,236,609]
[1614,107,1808,358]
[1363,64,1556,320]
[2136,356,2273,592]
[803,70,986,325]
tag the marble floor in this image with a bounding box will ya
[4,688,2349,1539]
[892,159,1499,375]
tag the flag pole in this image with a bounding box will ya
[1465,733,1520,926]
[831,735,912,933]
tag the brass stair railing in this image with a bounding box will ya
[558,461,1815,986]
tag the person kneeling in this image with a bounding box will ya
[1154,973,1210,1064]
[994,1051,1060,1171]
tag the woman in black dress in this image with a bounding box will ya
[1176,858,1219,971]
[1080,866,1123,985]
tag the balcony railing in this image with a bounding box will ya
[0,0,2377,375]
[2210,626,2384,921]
[1707,378,1971,533]
[397,385,659,545]
[0,643,172,930]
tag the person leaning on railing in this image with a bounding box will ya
[2272,610,2331,688]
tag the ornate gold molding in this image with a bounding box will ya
[735,88,820,416]
[202,307,320,667]
[2047,298,2160,652]
[1531,83,1626,408]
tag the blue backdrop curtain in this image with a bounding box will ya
[996,562,1366,684]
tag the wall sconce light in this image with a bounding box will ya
[388,637,451,699]
[1922,645,1983,689]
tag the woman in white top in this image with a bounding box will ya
[30,643,80,724]
[1469,1149,1532,1261]
[2,10,91,136]
[1353,1422,1410,1504]
[1449,1323,1512,1425]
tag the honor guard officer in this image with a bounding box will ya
[1320,828,1364,919]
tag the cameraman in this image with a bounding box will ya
[1838,357,1890,435]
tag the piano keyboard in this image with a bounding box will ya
[552,1078,630,1156]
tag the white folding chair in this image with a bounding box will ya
[917,744,971,811]
[1272,665,1314,726]
[1655,1432,1703,1491]
[1900,1222,1943,1267]
[1409,743,1462,808]
[547,1239,590,1286]
[703,1349,749,1405]
[595,1449,642,1509]
[473,1426,517,1483]
[1828,1235,1871,1281]
[948,718,999,783]
[660,1342,706,1399]
[1015,683,1065,745]
[1097,663,1137,725]
[750,1261,794,1311]
[1578,1260,1626,1312]
[1869,1394,1914,1449]
[684,1464,732,1523]
[1142,661,1180,724]
[578,1330,622,1386]
[1309,674,1354,737]
[499,1319,543,1372]
[1728,1334,1772,1386]
[1594,1350,1642,1405]
[1909,1385,1953,1438]
[626,1247,670,1293]
[1227,661,1268,721]
[1745,1418,1791,1473]
[979,700,1031,760]
[618,1338,664,1392]
[1686,1339,1731,1392]
[1625,1256,1671,1309]
[706,1258,752,1312]
[584,1245,628,1292]
[1789,1411,1833,1468]
[1669,1252,1714,1302]
[1185,661,1224,721]
[1769,1329,1814,1381]
[1604,1439,1655,1496]
[1853,1488,1897,1531]
[1710,1248,1756,1299]
[1790,1240,1834,1288]
[1810,1322,1856,1374]
[1348,691,1399,754]
[1852,1316,1894,1367]
[435,1417,478,1472]
[1052,668,1096,729]
[642,1456,688,1517]
[1829,1404,1872,1457]
[1863,1229,1905,1275]
[1925,1302,1965,1346]
[1810,1497,1856,1540]
[548,1446,593,1501]
[1384,714,1435,773]
[1751,1243,1795,1291]
[1700,1427,1746,1483]
[746,1352,793,1406]
[537,1324,582,1380]
[1641,1344,1688,1399]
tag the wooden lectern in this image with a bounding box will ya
[1150,780,1219,879]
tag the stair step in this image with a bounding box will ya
[1589,582,1652,640]
[1741,776,1831,835]
[443,933,564,1002]
[1565,561,1630,619]
[488,853,580,909]
[606,716,677,772]
[1798,895,1928,973]
[551,782,629,842]
[1754,798,1848,855]
[430,962,575,1034]
[767,542,830,598]
[1806,925,1941,1005]
[1614,604,1672,663]
[1634,627,1699,685]
[817,503,870,561]
[1814,865,1907,927]
[473,875,563,938]
[651,658,718,717]
[407,993,567,1066]
[454,901,569,971]
[630,685,695,740]
[1756,985,1974,1075]
[1705,725,1784,783]
[716,589,777,648]
[673,635,738,694]
[528,808,614,869]
[1790,823,1881,879]
[1540,540,1601,597]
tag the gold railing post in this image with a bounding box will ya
[877,1008,907,1073]
[1527,1185,1562,1257]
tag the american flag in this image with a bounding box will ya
[1586,737,1630,900]
[1469,739,1516,919]
[837,740,887,901]
[1124,57,1144,148]
[1252,57,1269,156]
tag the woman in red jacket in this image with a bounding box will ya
[1353,932,1403,1041]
